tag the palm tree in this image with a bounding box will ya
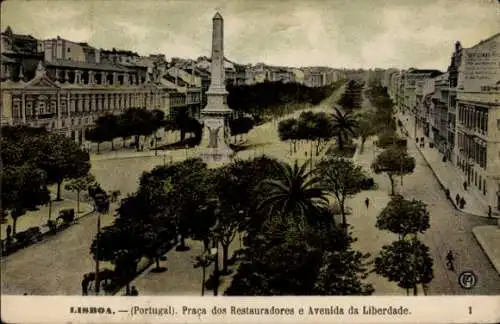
[330,106,358,151]
[257,160,328,227]
[355,112,377,153]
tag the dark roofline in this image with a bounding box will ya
[468,32,500,50]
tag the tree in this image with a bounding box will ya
[296,111,333,157]
[225,218,373,295]
[314,249,374,295]
[85,127,106,153]
[2,164,50,235]
[139,159,212,251]
[174,111,202,142]
[90,220,144,283]
[374,239,434,296]
[278,118,299,155]
[229,116,254,143]
[211,206,241,274]
[34,133,91,200]
[119,108,156,150]
[116,177,178,272]
[257,160,328,228]
[355,113,377,153]
[94,114,119,150]
[375,130,400,149]
[376,195,430,240]
[330,106,358,151]
[316,157,366,232]
[150,109,166,149]
[337,80,363,110]
[371,146,416,195]
[141,219,177,271]
[65,174,96,213]
[311,112,335,156]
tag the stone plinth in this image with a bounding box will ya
[199,113,234,164]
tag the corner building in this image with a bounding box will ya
[453,33,500,211]
[1,28,168,144]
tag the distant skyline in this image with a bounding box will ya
[2,0,499,69]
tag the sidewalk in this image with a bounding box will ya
[472,226,500,276]
[397,112,492,218]
[114,237,242,296]
[350,137,427,295]
[0,198,93,241]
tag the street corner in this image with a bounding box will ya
[472,225,500,276]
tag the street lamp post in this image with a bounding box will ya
[92,191,108,296]
[47,198,53,223]
[210,246,219,296]
[95,212,101,295]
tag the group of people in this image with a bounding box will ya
[454,193,467,209]
[125,286,139,296]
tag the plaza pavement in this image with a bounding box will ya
[114,237,243,296]
[1,207,116,295]
[0,87,345,296]
[90,85,346,196]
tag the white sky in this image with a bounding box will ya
[2,0,499,69]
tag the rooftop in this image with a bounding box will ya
[45,59,141,72]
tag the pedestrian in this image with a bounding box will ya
[365,197,370,209]
[6,224,12,238]
[125,285,130,296]
[460,197,466,209]
[81,274,88,296]
[446,250,454,270]
[455,194,460,206]
[488,206,492,218]
[130,286,139,296]
[463,181,468,191]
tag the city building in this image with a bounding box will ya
[453,33,500,211]
[1,29,168,144]
[430,72,451,155]
[302,66,337,87]
[1,26,44,83]
[401,68,443,121]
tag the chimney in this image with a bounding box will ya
[95,49,101,64]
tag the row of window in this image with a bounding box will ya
[457,158,487,196]
[12,100,56,117]
[458,103,488,134]
[457,132,488,169]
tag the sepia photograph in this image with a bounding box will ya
[0,0,499,322]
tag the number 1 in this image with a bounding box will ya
[468,306,472,314]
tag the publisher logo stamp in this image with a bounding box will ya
[458,271,477,289]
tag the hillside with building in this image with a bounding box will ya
[0,26,349,146]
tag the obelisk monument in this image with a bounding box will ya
[199,12,234,164]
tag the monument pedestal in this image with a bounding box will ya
[198,113,234,164]
[196,12,234,165]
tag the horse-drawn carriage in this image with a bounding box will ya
[88,185,110,213]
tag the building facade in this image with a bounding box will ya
[453,33,500,211]
[1,28,185,145]
[1,61,165,143]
